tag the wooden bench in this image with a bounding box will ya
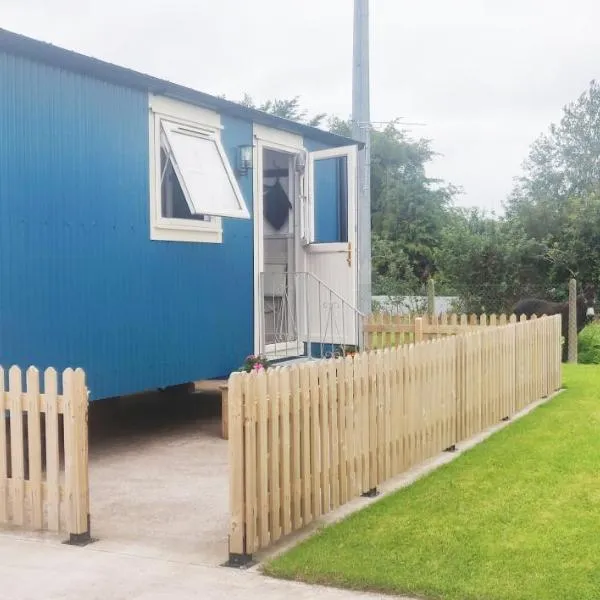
[193,379,229,440]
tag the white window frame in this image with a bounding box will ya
[306,145,357,247]
[148,95,248,243]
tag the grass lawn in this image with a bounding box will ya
[264,364,600,600]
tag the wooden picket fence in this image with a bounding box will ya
[363,312,544,349]
[0,366,90,542]
[228,314,562,559]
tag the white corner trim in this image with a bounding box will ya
[149,93,221,129]
[253,123,303,151]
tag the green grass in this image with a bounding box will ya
[264,365,600,600]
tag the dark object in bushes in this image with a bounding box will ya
[512,284,597,362]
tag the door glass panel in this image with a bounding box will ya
[313,155,348,243]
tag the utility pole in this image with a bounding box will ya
[352,0,371,317]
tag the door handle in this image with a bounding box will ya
[347,242,352,267]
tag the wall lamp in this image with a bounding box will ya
[237,145,253,176]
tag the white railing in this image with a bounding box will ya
[259,271,365,360]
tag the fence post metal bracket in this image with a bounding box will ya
[223,552,255,569]
[64,515,94,546]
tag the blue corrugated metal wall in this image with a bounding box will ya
[0,52,254,399]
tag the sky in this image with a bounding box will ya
[2,0,600,213]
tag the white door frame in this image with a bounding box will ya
[252,125,305,356]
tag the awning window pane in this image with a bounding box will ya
[161,122,249,219]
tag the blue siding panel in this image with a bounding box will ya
[0,52,254,399]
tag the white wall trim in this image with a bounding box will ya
[253,123,303,151]
[149,94,221,129]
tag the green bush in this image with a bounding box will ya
[578,323,600,364]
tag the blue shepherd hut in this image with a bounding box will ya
[0,29,366,400]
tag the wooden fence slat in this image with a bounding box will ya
[416,343,425,464]
[0,367,7,524]
[376,352,385,484]
[363,316,371,351]
[432,341,440,456]
[368,352,378,490]
[319,363,331,513]
[470,332,478,436]
[390,347,400,476]
[449,335,458,448]
[409,345,418,467]
[299,365,312,525]
[63,368,89,537]
[309,364,322,518]
[482,330,490,427]
[434,341,443,455]
[337,358,348,506]
[345,355,357,499]
[423,343,432,460]
[458,332,464,440]
[466,333,474,438]
[9,366,25,526]
[439,339,446,450]
[44,368,60,532]
[242,372,257,553]
[406,345,416,469]
[256,372,270,548]
[360,353,370,493]
[289,366,303,531]
[382,312,390,349]
[328,359,339,510]
[267,369,281,543]
[400,347,408,470]
[438,340,446,452]
[448,336,456,448]
[415,318,424,343]
[279,368,292,537]
[26,367,43,530]
[228,373,245,555]
[384,349,393,480]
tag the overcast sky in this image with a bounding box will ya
[3,0,600,213]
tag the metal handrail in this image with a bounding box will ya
[259,270,365,360]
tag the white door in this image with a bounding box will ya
[302,145,359,349]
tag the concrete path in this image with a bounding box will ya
[0,533,397,600]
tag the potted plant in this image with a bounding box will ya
[238,354,271,373]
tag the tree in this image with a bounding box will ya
[330,117,458,291]
[436,208,546,313]
[368,123,458,290]
[546,192,600,287]
[239,94,326,127]
[507,79,600,240]
[504,79,600,293]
